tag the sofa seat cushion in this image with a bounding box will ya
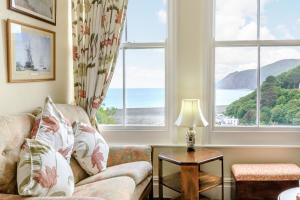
[232,163,300,181]
[74,176,135,200]
[131,176,152,200]
[76,161,152,186]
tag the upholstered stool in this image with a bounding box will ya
[231,164,300,200]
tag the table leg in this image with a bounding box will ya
[221,158,224,200]
[159,158,163,200]
[180,165,199,200]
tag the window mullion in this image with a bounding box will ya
[257,0,260,40]
[257,0,260,127]
[122,49,126,127]
[257,46,261,127]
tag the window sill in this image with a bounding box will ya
[211,126,300,134]
[152,144,300,148]
[100,125,169,132]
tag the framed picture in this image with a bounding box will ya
[7,19,56,83]
[9,0,56,25]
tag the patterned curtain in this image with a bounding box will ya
[72,0,128,125]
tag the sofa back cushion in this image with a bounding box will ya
[0,104,90,194]
[55,104,91,126]
[0,115,34,194]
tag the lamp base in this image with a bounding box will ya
[187,147,195,152]
[186,128,196,152]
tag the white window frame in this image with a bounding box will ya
[102,0,177,135]
[204,0,300,139]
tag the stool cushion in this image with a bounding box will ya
[232,164,300,181]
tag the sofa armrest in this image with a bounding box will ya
[0,194,104,200]
[27,198,104,200]
[107,145,152,167]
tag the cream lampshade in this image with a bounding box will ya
[175,99,208,151]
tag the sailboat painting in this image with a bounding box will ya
[7,20,55,82]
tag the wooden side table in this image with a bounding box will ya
[158,148,224,200]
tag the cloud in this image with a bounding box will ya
[162,0,167,5]
[214,0,300,82]
[215,0,275,40]
[215,0,257,40]
[110,65,164,89]
[260,47,300,66]
[109,52,165,89]
[126,65,165,88]
[298,18,300,24]
[157,9,167,24]
[215,47,257,81]
[216,46,300,81]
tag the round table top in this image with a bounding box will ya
[278,187,300,200]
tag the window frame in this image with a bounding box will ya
[101,0,171,132]
[209,0,300,134]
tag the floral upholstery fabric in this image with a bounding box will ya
[17,139,74,197]
[0,114,34,194]
[0,194,104,200]
[77,161,152,186]
[107,145,152,167]
[69,158,88,184]
[131,176,152,200]
[0,104,152,200]
[31,97,74,162]
[55,104,92,184]
[72,122,109,175]
[72,0,128,124]
[232,163,300,181]
[74,176,135,200]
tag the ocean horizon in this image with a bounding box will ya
[103,88,252,109]
[103,88,165,109]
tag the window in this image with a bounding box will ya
[98,0,167,127]
[213,0,300,128]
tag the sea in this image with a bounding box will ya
[215,89,253,106]
[103,88,165,108]
[103,88,253,108]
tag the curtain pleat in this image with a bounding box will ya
[72,0,128,125]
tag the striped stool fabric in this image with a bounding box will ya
[232,163,300,181]
[231,163,300,200]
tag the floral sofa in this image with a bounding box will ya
[0,104,153,200]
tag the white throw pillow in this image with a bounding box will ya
[31,97,74,162]
[72,122,109,175]
[17,139,74,197]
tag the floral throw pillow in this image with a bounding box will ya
[72,122,109,175]
[17,139,74,197]
[31,97,74,162]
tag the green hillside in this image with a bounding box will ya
[224,65,300,126]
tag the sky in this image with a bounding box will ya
[109,0,166,89]
[109,0,300,87]
[216,0,300,81]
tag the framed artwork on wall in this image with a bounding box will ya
[9,0,57,25]
[7,19,56,83]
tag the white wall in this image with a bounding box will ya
[0,0,71,114]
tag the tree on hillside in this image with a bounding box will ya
[224,65,300,126]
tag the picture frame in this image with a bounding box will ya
[9,0,57,25]
[7,19,56,83]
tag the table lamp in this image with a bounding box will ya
[175,99,208,152]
